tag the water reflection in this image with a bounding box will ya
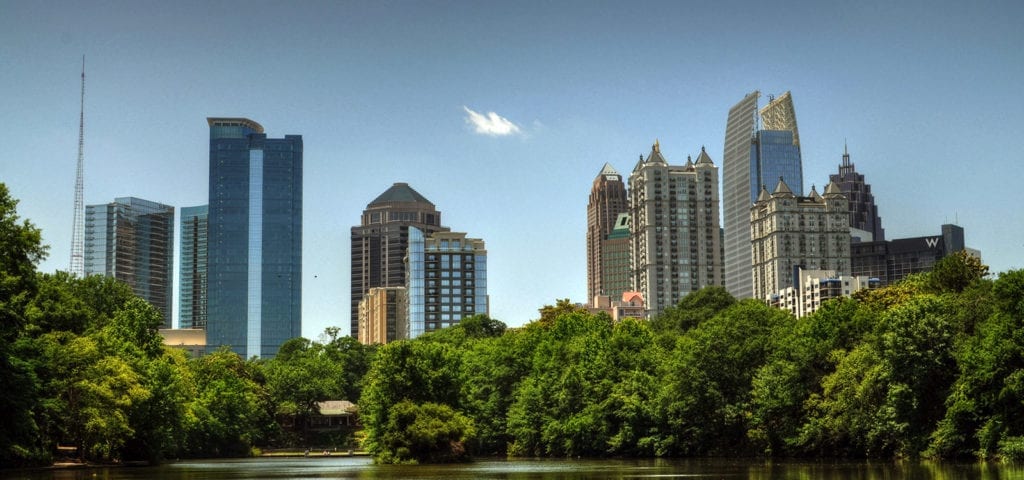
[3,457,1024,480]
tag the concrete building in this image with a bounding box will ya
[206,118,302,359]
[406,228,488,338]
[586,163,629,301]
[357,287,408,345]
[351,183,448,339]
[830,145,885,242]
[851,224,969,285]
[723,91,803,299]
[629,142,722,316]
[84,197,174,327]
[767,268,880,318]
[179,205,208,329]
[588,291,646,322]
[750,179,851,301]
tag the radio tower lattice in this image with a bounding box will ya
[70,56,85,276]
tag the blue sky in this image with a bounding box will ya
[2,0,1022,337]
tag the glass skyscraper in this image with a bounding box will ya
[406,227,488,339]
[179,205,208,329]
[84,197,174,327]
[206,118,302,359]
[723,91,803,299]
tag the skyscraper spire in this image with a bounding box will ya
[70,55,85,277]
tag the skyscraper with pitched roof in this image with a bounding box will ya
[829,145,885,242]
[351,183,448,339]
[629,142,722,316]
[586,163,629,302]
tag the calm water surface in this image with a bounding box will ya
[4,457,1024,480]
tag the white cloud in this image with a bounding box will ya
[463,106,522,136]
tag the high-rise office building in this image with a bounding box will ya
[723,91,803,299]
[586,163,629,302]
[629,142,722,316]
[84,197,174,327]
[206,118,302,359]
[600,213,632,300]
[406,228,488,338]
[750,179,851,301]
[829,145,885,242]
[179,205,208,329]
[351,183,448,338]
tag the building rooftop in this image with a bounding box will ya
[369,182,434,206]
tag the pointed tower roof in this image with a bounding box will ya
[685,155,694,169]
[824,181,844,197]
[632,153,645,173]
[757,184,771,203]
[694,145,715,166]
[598,162,619,177]
[808,184,822,201]
[369,182,434,206]
[772,176,795,197]
[646,140,668,164]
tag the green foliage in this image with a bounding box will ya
[184,348,274,457]
[361,339,463,460]
[374,400,476,464]
[650,286,736,334]
[928,250,989,294]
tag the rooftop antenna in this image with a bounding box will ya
[69,55,85,276]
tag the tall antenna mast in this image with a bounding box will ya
[69,55,85,276]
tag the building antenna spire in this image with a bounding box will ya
[70,55,85,276]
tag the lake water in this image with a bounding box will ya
[3,456,1024,480]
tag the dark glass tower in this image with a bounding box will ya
[206,118,302,359]
[351,183,447,339]
[84,197,174,327]
[829,145,885,242]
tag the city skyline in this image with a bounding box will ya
[3,1,1022,337]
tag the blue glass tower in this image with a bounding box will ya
[206,118,302,358]
[750,129,802,200]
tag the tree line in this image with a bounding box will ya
[3,182,1024,466]
[360,251,1024,463]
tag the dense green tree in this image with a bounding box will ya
[361,339,463,461]
[802,294,959,457]
[0,183,49,466]
[374,400,475,464]
[184,348,273,457]
[930,270,1024,459]
[650,286,736,335]
[929,250,990,294]
[264,337,349,443]
[656,300,793,456]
